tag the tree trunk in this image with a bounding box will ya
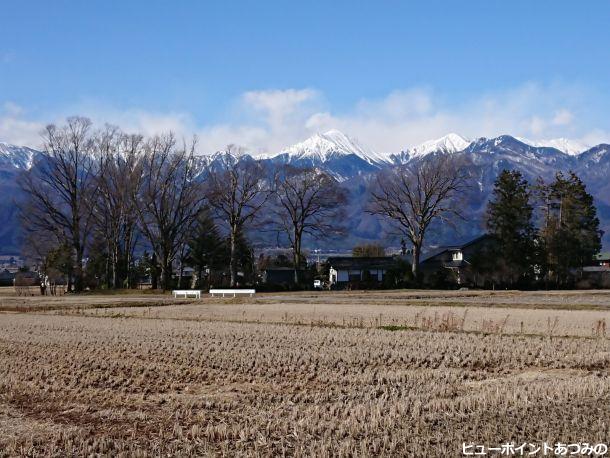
[178,261,184,289]
[161,256,172,291]
[293,254,300,285]
[197,266,203,290]
[105,241,112,288]
[125,229,135,289]
[229,228,237,287]
[411,242,421,280]
[292,229,301,286]
[293,236,301,286]
[74,247,84,292]
[151,252,158,290]
[112,245,119,289]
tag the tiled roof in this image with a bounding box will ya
[327,257,396,270]
[594,252,610,261]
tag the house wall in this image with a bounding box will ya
[371,269,384,281]
[337,270,350,282]
[335,269,386,284]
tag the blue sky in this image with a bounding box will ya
[1,1,610,153]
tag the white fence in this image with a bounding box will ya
[172,290,201,299]
[209,289,255,298]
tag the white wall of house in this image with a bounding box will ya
[331,268,386,283]
[330,267,337,284]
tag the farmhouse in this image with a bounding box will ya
[420,235,493,286]
[261,267,312,286]
[582,252,610,287]
[592,252,610,268]
[328,256,396,288]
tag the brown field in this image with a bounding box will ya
[1,289,609,456]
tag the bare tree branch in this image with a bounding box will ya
[270,166,347,283]
[134,134,206,290]
[206,150,271,287]
[18,116,98,292]
[367,155,468,277]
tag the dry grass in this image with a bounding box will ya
[0,287,187,312]
[0,290,609,456]
[76,298,610,338]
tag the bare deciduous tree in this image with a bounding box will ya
[368,156,467,278]
[93,128,143,288]
[206,149,270,287]
[18,116,97,292]
[272,166,346,284]
[135,134,205,290]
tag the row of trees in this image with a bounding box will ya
[482,169,602,287]
[19,117,346,291]
[364,158,602,287]
[18,117,602,292]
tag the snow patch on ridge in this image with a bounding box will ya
[405,133,471,158]
[264,129,388,165]
[516,137,590,156]
[0,142,38,169]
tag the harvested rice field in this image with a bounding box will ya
[0,289,609,456]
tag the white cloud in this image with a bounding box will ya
[552,108,574,126]
[0,103,44,147]
[296,83,604,153]
[528,116,546,136]
[1,82,608,154]
[211,88,324,154]
[241,88,320,127]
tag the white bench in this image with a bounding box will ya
[209,289,256,298]
[172,290,201,299]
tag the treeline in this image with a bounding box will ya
[479,169,602,288]
[18,117,345,292]
[17,117,603,292]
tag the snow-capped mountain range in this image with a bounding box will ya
[252,130,593,168]
[259,129,388,166]
[1,130,610,252]
[0,142,38,170]
[515,137,590,156]
[402,133,472,158]
[0,130,599,172]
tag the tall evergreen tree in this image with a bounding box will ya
[542,171,602,285]
[186,208,226,289]
[486,170,538,286]
[230,231,255,285]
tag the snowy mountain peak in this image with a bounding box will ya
[0,142,39,170]
[520,138,590,156]
[276,129,387,165]
[406,133,471,158]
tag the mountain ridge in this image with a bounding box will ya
[1,132,610,253]
[2,131,607,170]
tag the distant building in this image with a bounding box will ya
[328,256,396,288]
[582,252,610,287]
[261,267,311,286]
[0,269,16,286]
[0,255,24,271]
[592,252,610,268]
[420,235,493,286]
